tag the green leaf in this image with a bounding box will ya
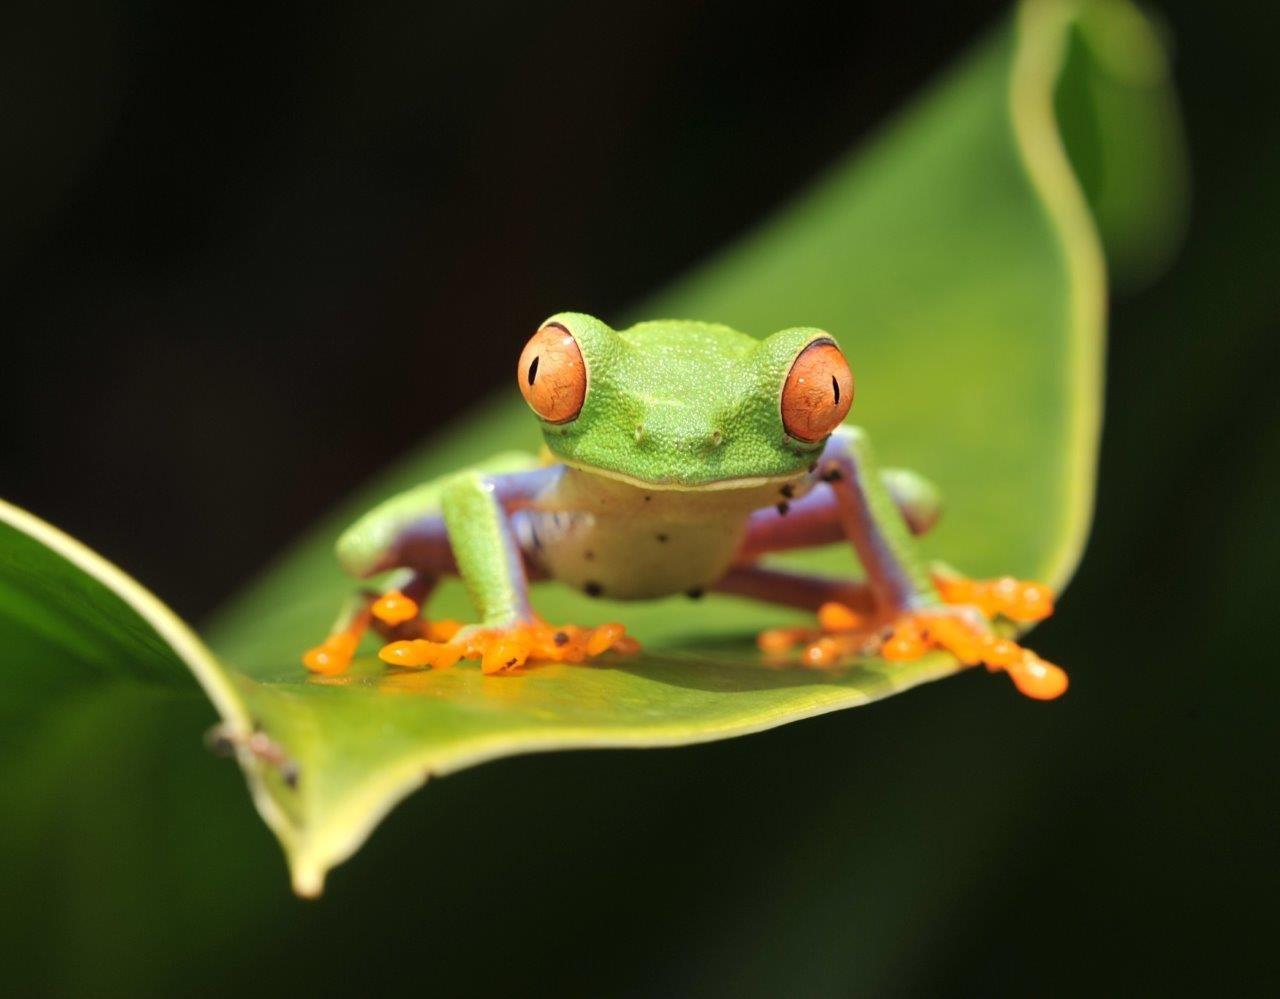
[0,0,1184,897]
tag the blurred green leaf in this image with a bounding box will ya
[0,0,1184,897]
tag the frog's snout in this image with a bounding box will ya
[630,420,726,454]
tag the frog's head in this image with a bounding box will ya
[516,312,854,488]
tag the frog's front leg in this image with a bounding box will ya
[732,428,1067,699]
[305,463,635,676]
[396,466,636,673]
[302,465,550,675]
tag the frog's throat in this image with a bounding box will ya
[558,457,800,492]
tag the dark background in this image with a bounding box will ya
[3,1,1277,995]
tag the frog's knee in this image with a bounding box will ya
[881,468,942,535]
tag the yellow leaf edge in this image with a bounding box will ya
[1012,0,1108,593]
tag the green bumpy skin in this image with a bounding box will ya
[541,313,831,487]
[440,465,532,626]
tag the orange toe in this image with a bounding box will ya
[801,637,842,667]
[881,630,926,661]
[427,618,464,642]
[817,601,864,632]
[371,590,420,626]
[379,638,463,670]
[481,636,531,675]
[303,633,358,676]
[1007,654,1069,700]
[586,622,626,656]
[757,627,813,655]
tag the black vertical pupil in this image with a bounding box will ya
[831,375,840,404]
[528,356,540,386]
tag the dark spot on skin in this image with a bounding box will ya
[527,355,540,385]
[777,502,790,516]
[780,484,795,499]
[831,375,840,404]
[822,468,843,483]
[656,533,668,543]
[808,461,819,474]
[644,495,652,502]
[584,549,594,560]
[505,658,518,667]
[282,763,300,790]
[584,581,603,597]
[686,587,704,600]
[554,631,569,646]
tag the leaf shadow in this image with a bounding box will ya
[593,633,910,696]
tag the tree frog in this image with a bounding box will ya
[304,314,1067,699]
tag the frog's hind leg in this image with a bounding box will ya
[715,565,874,615]
[302,454,541,675]
[729,428,1066,697]
[303,456,636,676]
[737,465,942,564]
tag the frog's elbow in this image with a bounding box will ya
[335,521,390,578]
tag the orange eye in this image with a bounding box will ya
[518,323,587,423]
[780,339,854,442]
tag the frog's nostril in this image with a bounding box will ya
[710,429,724,447]
[633,424,646,444]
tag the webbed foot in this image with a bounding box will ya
[378,619,639,675]
[757,574,1066,700]
[876,605,1067,700]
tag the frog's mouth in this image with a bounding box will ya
[560,457,800,493]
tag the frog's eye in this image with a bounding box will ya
[780,339,854,442]
[518,322,587,423]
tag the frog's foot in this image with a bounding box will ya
[877,606,1067,699]
[758,598,1067,700]
[757,603,881,668]
[377,619,640,675]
